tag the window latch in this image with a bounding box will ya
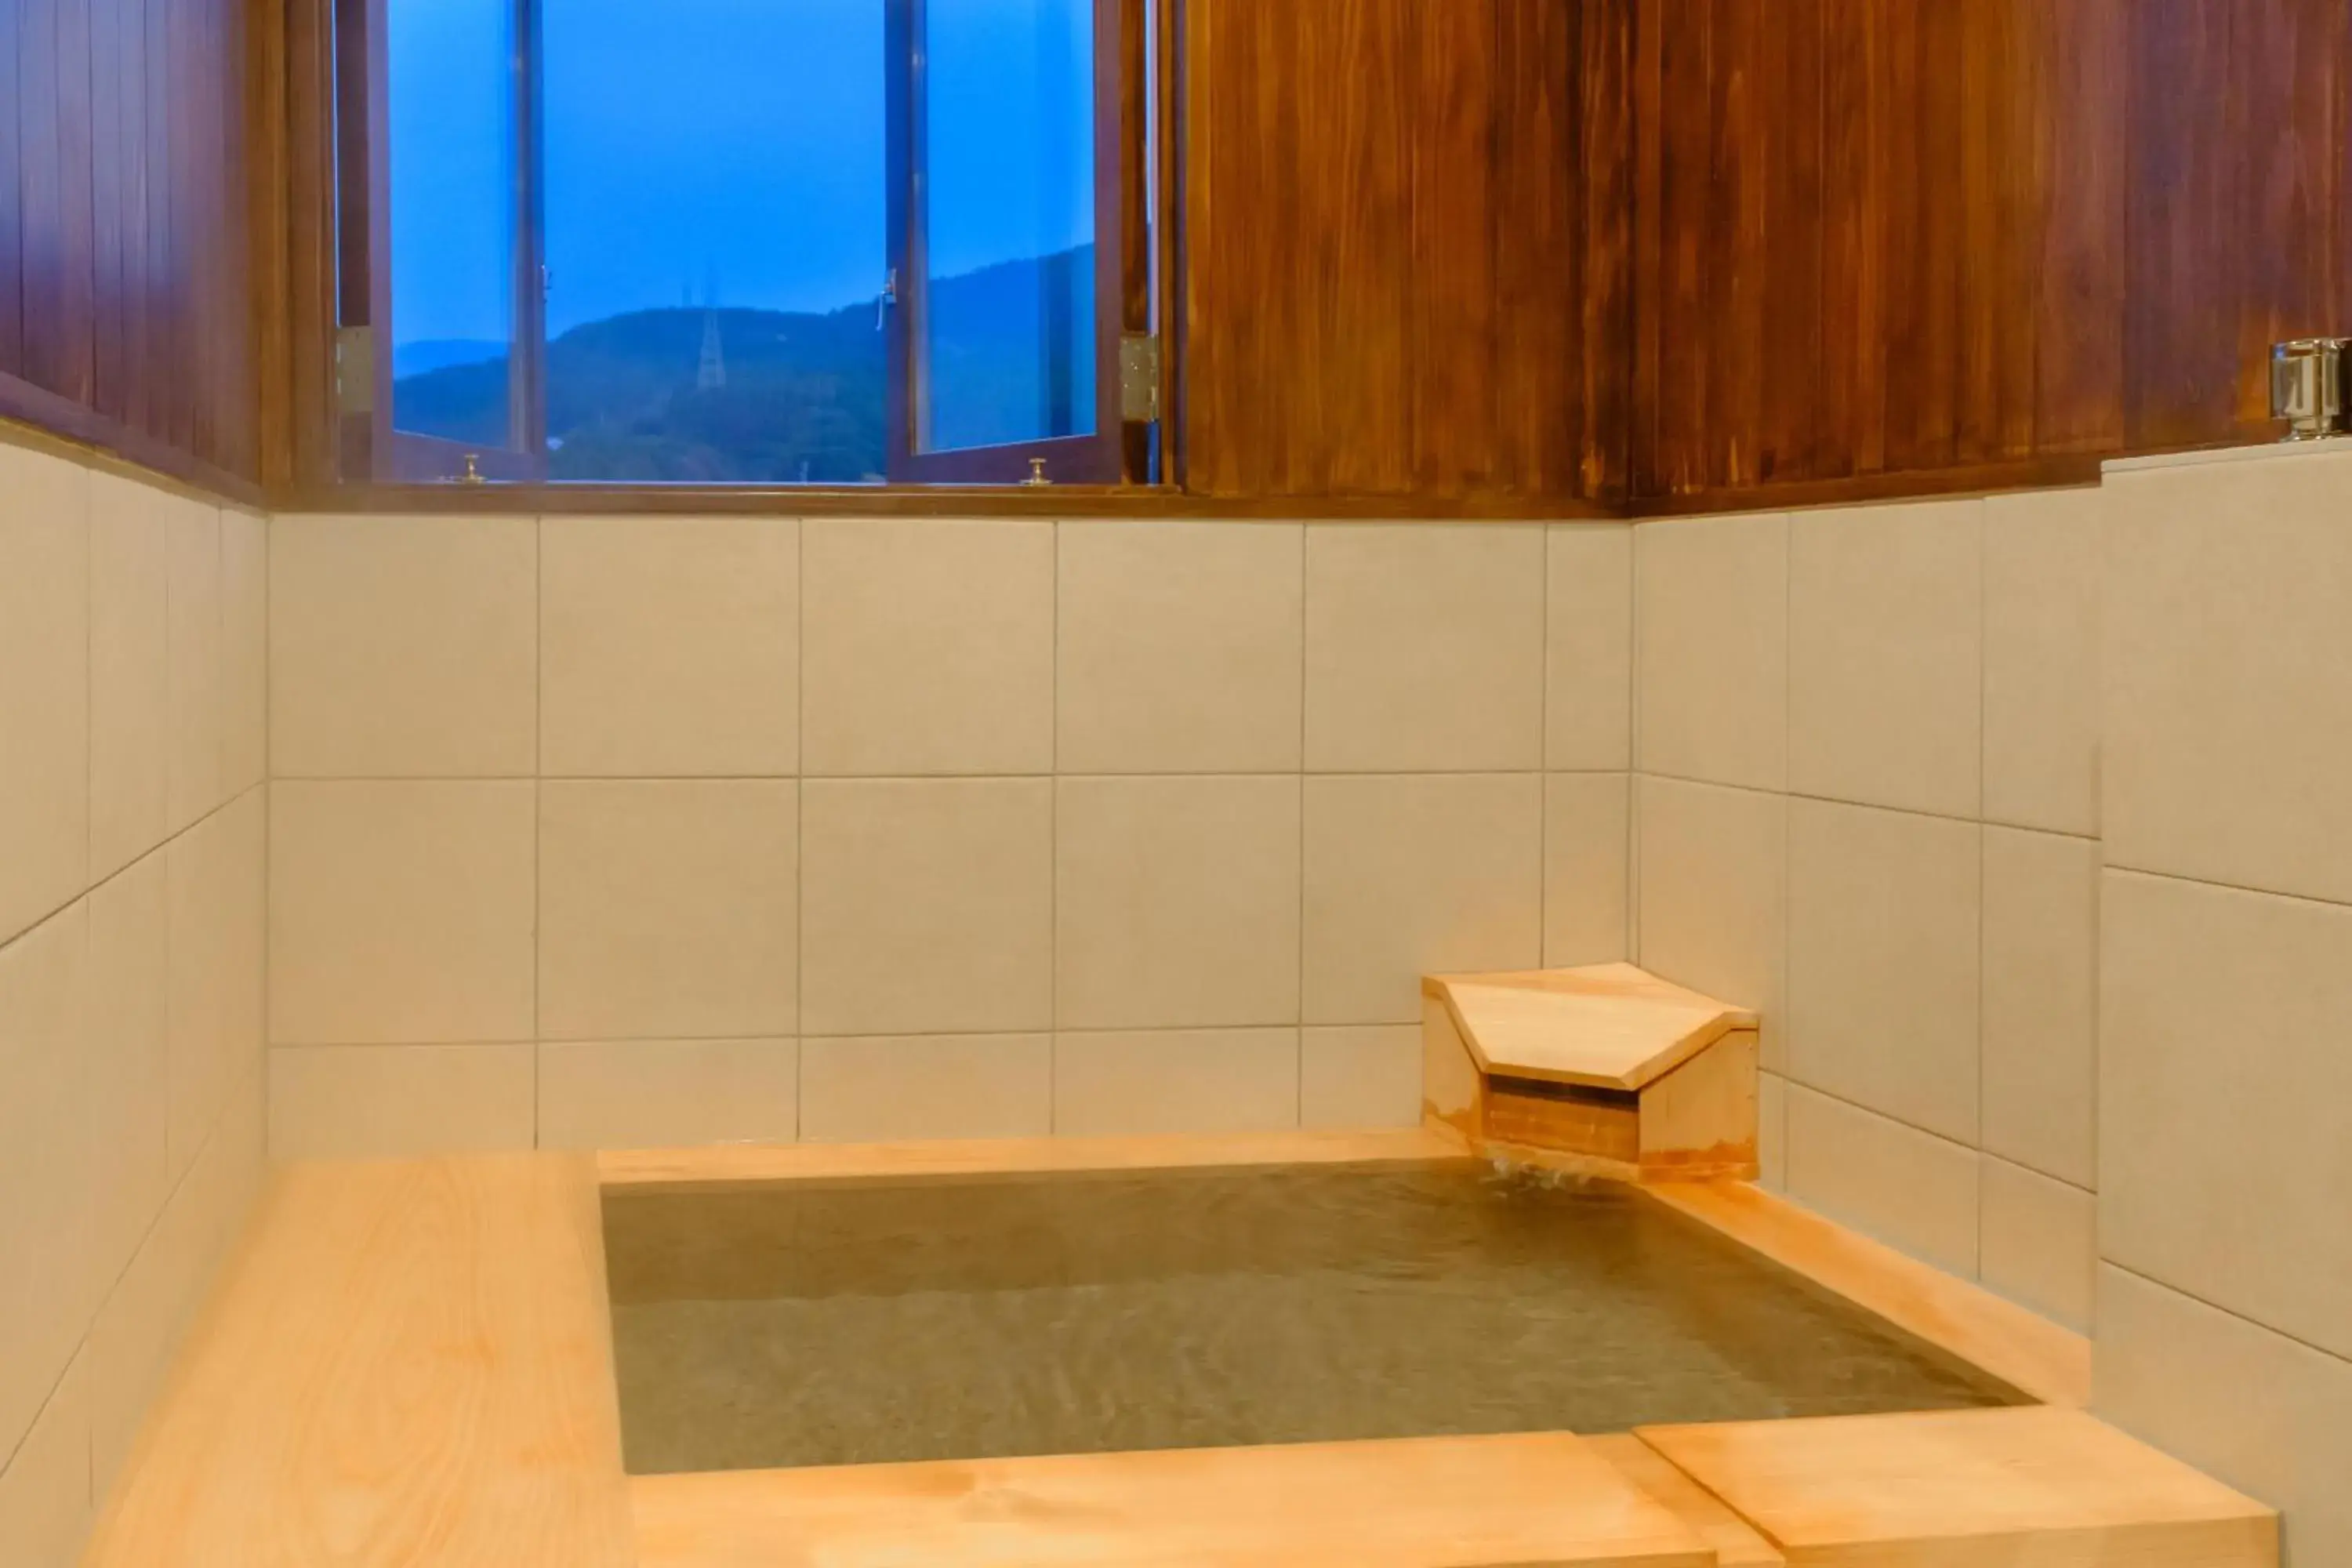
[876,268,898,332]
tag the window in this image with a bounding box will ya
[343,0,1142,485]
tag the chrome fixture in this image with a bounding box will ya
[2270,339,2350,440]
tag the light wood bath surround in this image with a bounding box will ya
[79,1134,2272,1568]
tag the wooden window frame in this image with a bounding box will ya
[328,0,1159,491]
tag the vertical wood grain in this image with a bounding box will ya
[1757,0,1820,486]
[91,0,125,420]
[55,0,97,406]
[0,0,20,378]
[1410,0,1497,497]
[1493,0,1581,499]
[17,0,64,394]
[2034,0,2125,453]
[1179,0,1599,504]
[1574,0,1632,503]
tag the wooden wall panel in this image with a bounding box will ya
[0,0,260,495]
[1628,0,2348,510]
[1180,0,1624,507]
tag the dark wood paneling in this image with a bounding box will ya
[0,0,260,493]
[1180,0,1624,504]
[1630,0,2349,509]
[0,0,20,379]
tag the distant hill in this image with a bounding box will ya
[390,245,1094,484]
[394,338,507,379]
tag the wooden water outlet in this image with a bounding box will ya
[1422,963,1760,1180]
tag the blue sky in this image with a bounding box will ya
[388,0,1094,349]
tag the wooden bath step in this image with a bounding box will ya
[1638,1407,2278,1568]
[632,1432,1718,1567]
[1424,962,1762,1180]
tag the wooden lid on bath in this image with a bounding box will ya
[1421,962,1757,1092]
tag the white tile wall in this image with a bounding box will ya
[0,439,266,1567]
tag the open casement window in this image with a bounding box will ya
[338,0,1135,488]
[884,0,1126,485]
[339,0,546,482]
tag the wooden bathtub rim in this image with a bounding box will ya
[597,1124,1476,1191]
[1642,1178,2094,1410]
[83,1142,2096,1567]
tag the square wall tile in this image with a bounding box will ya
[1786,1084,1979,1280]
[2100,869,2352,1363]
[220,509,268,795]
[799,1034,1051,1142]
[538,781,797,1041]
[540,517,798,778]
[1547,525,1633,771]
[86,852,169,1304]
[801,518,1052,775]
[2096,1265,2352,1567]
[2105,450,2352,903]
[1980,1156,2095,1331]
[269,782,537,1045]
[1304,524,1545,772]
[0,1357,89,1568]
[1544,772,1629,966]
[165,495,223,829]
[1635,513,1788,792]
[1301,1025,1421,1130]
[1788,499,1982,818]
[1302,774,1542,1025]
[0,905,92,1465]
[800,779,1053,1036]
[1984,488,2100,836]
[1787,798,1980,1145]
[269,1044,535,1159]
[0,445,89,945]
[1058,521,1304,774]
[1635,775,1786,1069]
[1982,826,2098,1189]
[88,474,170,881]
[1055,1029,1300,1137]
[1055,775,1300,1031]
[270,515,538,779]
[539,1038,798,1151]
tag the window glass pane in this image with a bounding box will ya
[388,0,517,448]
[916,0,1096,455]
[542,0,887,482]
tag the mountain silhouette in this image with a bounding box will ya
[390,245,1094,483]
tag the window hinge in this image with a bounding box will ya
[1120,332,1162,424]
[335,326,375,416]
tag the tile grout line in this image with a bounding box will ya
[1050,520,1062,1134]
[1537,526,1550,971]
[1296,522,1309,1124]
[795,516,806,1142]
[1974,499,1988,1280]
[2100,1258,2352,1370]
[531,515,543,1151]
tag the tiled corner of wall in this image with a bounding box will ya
[1632,487,2101,1321]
